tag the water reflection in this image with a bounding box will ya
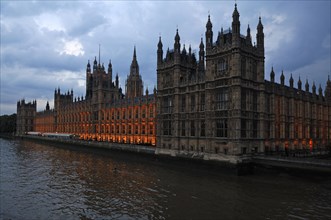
[1,138,331,220]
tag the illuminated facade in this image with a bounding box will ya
[18,48,156,145]
[156,4,331,161]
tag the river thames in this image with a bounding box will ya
[1,138,330,219]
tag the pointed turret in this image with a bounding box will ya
[182,44,187,55]
[174,29,181,53]
[280,70,285,85]
[166,47,170,61]
[312,82,316,94]
[157,36,163,65]
[256,16,264,53]
[146,87,149,96]
[108,59,112,82]
[46,101,50,111]
[246,24,252,45]
[289,74,294,88]
[298,76,302,90]
[199,37,205,62]
[232,3,240,38]
[130,46,139,75]
[108,59,112,73]
[205,14,213,50]
[305,79,309,92]
[86,60,91,73]
[318,84,323,97]
[325,75,331,102]
[115,73,119,88]
[270,67,275,82]
[93,56,97,71]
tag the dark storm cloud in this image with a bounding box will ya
[1,1,330,115]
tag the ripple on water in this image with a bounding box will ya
[1,138,331,220]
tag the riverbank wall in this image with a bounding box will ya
[2,134,330,175]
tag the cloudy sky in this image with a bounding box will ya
[1,0,330,115]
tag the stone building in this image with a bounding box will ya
[16,99,36,135]
[17,4,331,163]
[156,4,331,162]
[18,48,156,146]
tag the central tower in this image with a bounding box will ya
[156,4,266,162]
[126,46,143,99]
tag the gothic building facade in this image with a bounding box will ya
[156,4,331,162]
[18,48,156,146]
[17,4,331,163]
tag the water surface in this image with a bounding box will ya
[1,138,330,219]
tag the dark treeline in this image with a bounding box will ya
[0,114,16,133]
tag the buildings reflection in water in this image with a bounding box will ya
[2,138,331,219]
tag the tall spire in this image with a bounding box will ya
[157,36,163,65]
[130,46,139,75]
[256,16,264,52]
[133,45,137,60]
[174,29,181,53]
[205,14,213,50]
[232,3,240,33]
[280,70,285,85]
[246,24,252,45]
[298,76,302,90]
[270,66,275,82]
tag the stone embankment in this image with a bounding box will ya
[4,134,331,175]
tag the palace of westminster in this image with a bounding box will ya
[17,4,331,161]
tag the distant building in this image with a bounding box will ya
[18,48,156,145]
[156,4,331,162]
[16,99,36,135]
[17,4,331,163]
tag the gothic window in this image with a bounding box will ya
[181,121,186,136]
[135,125,138,134]
[200,120,205,137]
[122,125,126,134]
[149,124,153,135]
[265,121,271,138]
[285,122,290,139]
[128,125,132,134]
[253,120,258,138]
[215,88,228,110]
[218,59,227,72]
[241,89,247,110]
[181,95,186,112]
[241,119,247,138]
[142,109,146,118]
[163,120,172,135]
[216,119,227,137]
[190,94,195,112]
[294,124,298,139]
[162,96,172,113]
[253,92,258,112]
[135,109,139,118]
[265,96,270,113]
[142,125,145,135]
[149,107,154,118]
[190,121,195,136]
[200,93,205,111]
